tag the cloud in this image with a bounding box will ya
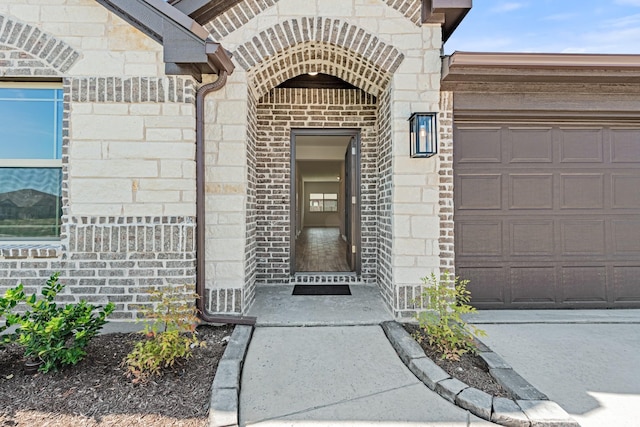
[603,13,640,28]
[490,2,527,13]
[543,13,580,21]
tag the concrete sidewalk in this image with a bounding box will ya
[468,310,640,427]
[240,325,495,426]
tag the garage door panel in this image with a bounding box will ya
[561,220,606,255]
[456,128,502,163]
[560,129,604,163]
[510,267,556,303]
[613,266,640,303]
[508,128,553,163]
[561,266,607,303]
[612,175,640,208]
[510,220,555,256]
[457,221,502,256]
[458,267,506,304]
[560,174,605,209]
[611,129,640,163]
[510,174,553,209]
[455,122,640,308]
[457,174,502,210]
[613,220,640,253]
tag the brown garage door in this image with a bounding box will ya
[454,123,640,308]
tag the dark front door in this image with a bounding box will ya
[344,137,357,270]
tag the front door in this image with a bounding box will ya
[290,129,361,275]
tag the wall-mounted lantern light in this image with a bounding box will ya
[409,112,437,158]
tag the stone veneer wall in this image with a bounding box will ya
[0,2,201,320]
[254,88,378,284]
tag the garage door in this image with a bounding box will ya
[454,123,640,308]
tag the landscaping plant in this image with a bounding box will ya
[125,284,203,383]
[0,284,26,346]
[11,273,115,372]
[413,271,486,361]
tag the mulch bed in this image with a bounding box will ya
[403,323,512,398]
[0,324,234,427]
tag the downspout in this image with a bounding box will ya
[195,71,256,325]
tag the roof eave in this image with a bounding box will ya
[422,0,472,43]
[442,51,640,88]
[94,0,234,81]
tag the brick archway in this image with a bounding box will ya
[0,14,80,75]
[204,0,422,41]
[234,18,404,98]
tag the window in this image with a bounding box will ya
[309,193,338,212]
[0,84,63,240]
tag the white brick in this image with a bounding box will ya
[69,141,102,159]
[71,179,132,203]
[159,160,184,178]
[206,239,245,262]
[145,128,184,142]
[122,203,163,216]
[70,203,123,216]
[410,216,439,239]
[129,104,162,116]
[107,142,194,160]
[71,160,158,178]
[144,115,193,129]
[395,238,426,256]
[135,190,181,203]
[92,104,130,115]
[138,179,194,191]
[163,203,195,217]
[73,115,143,141]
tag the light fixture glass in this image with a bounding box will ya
[408,112,437,158]
[308,72,318,76]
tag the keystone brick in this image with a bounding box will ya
[209,388,238,427]
[435,378,468,404]
[456,387,493,420]
[408,356,450,390]
[381,321,425,364]
[517,400,580,427]
[491,368,548,401]
[492,397,531,427]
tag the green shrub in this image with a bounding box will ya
[125,284,203,383]
[413,271,485,361]
[0,284,26,345]
[14,273,115,372]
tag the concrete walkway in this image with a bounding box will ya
[468,310,640,427]
[241,285,496,426]
[240,325,495,427]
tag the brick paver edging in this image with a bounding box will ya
[209,325,254,427]
[381,321,580,427]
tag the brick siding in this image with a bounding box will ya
[254,88,379,284]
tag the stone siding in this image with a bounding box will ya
[0,1,199,319]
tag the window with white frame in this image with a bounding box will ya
[0,83,63,240]
[309,193,338,212]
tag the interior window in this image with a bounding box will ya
[0,85,63,240]
[309,193,338,212]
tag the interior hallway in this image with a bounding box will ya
[295,227,350,272]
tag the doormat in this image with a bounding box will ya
[292,284,351,296]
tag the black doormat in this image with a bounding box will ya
[292,284,351,296]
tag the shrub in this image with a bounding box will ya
[13,273,115,373]
[413,271,486,361]
[125,284,203,383]
[0,284,26,345]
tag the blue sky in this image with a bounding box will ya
[445,0,640,54]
